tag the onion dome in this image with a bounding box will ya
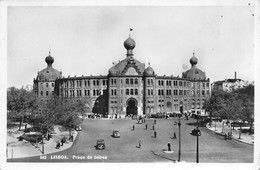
[37,52,62,81]
[144,63,155,76]
[190,55,198,66]
[182,52,206,80]
[124,37,136,50]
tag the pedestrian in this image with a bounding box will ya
[47,133,50,141]
[139,140,142,149]
[154,131,157,138]
[56,142,60,149]
[133,124,135,131]
[173,132,176,139]
[224,133,227,140]
[145,124,147,130]
[154,119,156,124]
[227,132,230,140]
[167,142,171,151]
[61,139,64,146]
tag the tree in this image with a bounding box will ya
[7,87,37,130]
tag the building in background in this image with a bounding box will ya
[211,72,249,93]
[33,35,210,117]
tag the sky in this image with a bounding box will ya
[6,4,255,88]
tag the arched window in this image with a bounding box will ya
[130,78,133,85]
[135,78,138,85]
[130,89,134,95]
[135,89,138,95]
[126,78,129,84]
[126,89,129,95]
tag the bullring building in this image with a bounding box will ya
[33,35,211,117]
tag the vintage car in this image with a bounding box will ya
[191,128,201,136]
[75,125,82,131]
[112,130,120,138]
[95,139,105,150]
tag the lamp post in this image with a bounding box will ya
[42,135,44,154]
[178,115,181,162]
[196,117,199,163]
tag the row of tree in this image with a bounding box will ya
[7,87,86,134]
[203,85,254,131]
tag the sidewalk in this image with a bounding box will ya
[6,125,78,159]
[206,121,254,145]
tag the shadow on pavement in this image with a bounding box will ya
[185,120,208,127]
[150,150,176,162]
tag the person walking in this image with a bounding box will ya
[133,124,135,131]
[154,119,156,124]
[224,133,227,140]
[145,124,147,130]
[61,138,64,146]
[154,131,157,138]
[152,124,155,130]
[167,142,171,151]
[173,132,176,139]
[139,140,142,149]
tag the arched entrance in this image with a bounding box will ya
[126,98,138,116]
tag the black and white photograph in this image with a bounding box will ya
[0,0,259,170]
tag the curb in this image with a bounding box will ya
[206,123,254,146]
[6,130,78,159]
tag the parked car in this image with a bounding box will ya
[112,130,120,138]
[18,132,43,142]
[75,125,82,131]
[191,128,201,136]
[95,139,105,150]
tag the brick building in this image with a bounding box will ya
[33,35,210,117]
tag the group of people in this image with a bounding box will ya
[224,132,232,140]
[56,135,74,149]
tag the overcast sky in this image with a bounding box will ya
[7,5,255,88]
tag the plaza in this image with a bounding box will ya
[9,117,253,163]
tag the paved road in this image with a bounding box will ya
[8,117,253,163]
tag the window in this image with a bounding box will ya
[46,91,49,96]
[52,83,54,87]
[179,90,183,96]
[179,81,182,86]
[126,79,129,84]
[41,91,43,96]
[126,89,129,95]
[130,89,134,95]
[46,83,49,88]
[97,80,99,86]
[135,89,138,95]
[135,78,138,85]
[103,80,106,86]
[130,78,133,85]
[93,80,96,86]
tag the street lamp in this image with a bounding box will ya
[196,117,200,163]
[191,117,201,163]
[178,115,181,162]
[42,135,44,154]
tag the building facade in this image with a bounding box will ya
[212,72,249,93]
[33,36,210,117]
